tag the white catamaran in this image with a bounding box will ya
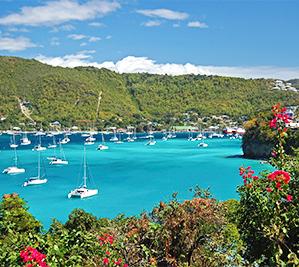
[32,135,47,151]
[49,142,68,165]
[59,135,70,144]
[68,146,98,199]
[109,127,118,142]
[3,147,25,175]
[48,135,57,149]
[10,134,18,148]
[146,136,156,146]
[20,132,31,146]
[97,132,109,150]
[23,150,47,186]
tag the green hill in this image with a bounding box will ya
[0,56,298,129]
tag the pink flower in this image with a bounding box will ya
[103,257,109,265]
[269,118,277,129]
[286,194,293,202]
[266,187,273,193]
[276,182,282,189]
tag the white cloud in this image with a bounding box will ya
[50,37,60,46]
[35,53,299,80]
[173,23,180,28]
[7,27,29,32]
[68,34,87,40]
[143,20,161,27]
[106,35,112,39]
[137,9,188,20]
[0,0,121,26]
[89,36,101,42]
[0,36,37,51]
[68,33,102,43]
[51,24,75,32]
[89,22,105,27]
[187,21,208,28]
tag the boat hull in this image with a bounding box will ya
[68,188,98,199]
[3,166,25,175]
[50,159,68,165]
[97,145,109,150]
[23,178,47,186]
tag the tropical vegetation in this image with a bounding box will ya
[0,56,298,130]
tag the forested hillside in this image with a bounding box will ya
[0,56,298,129]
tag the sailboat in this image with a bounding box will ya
[68,146,98,199]
[2,147,25,174]
[198,142,208,148]
[109,128,118,142]
[32,135,47,151]
[162,131,168,141]
[23,150,47,186]
[48,135,57,149]
[20,132,31,146]
[126,127,135,142]
[97,132,109,150]
[115,132,124,144]
[49,142,68,165]
[84,134,96,145]
[10,134,18,148]
[81,132,90,137]
[59,134,70,144]
[133,128,137,140]
[146,136,156,146]
[86,134,96,142]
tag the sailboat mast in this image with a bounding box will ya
[14,147,18,166]
[37,151,41,178]
[83,146,87,188]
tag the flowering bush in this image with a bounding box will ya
[237,104,299,265]
[97,233,128,267]
[20,247,48,267]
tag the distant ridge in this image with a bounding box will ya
[0,55,298,129]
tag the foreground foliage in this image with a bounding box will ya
[0,104,298,266]
[238,104,299,266]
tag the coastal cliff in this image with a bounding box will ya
[242,139,274,159]
[242,114,299,159]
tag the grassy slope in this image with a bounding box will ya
[0,56,298,128]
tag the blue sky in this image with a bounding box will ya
[0,0,298,79]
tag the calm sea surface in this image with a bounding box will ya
[0,133,272,228]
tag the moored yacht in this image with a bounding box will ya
[60,135,70,144]
[32,135,46,151]
[68,146,98,199]
[109,127,118,142]
[23,150,47,186]
[198,142,208,148]
[48,136,57,148]
[20,132,31,146]
[10,134,18,148]
[3,147,25,175]
[97,133,109,150]
[49,142,68,165]
[146,136,156,146]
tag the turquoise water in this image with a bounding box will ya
[0,133,272,228]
